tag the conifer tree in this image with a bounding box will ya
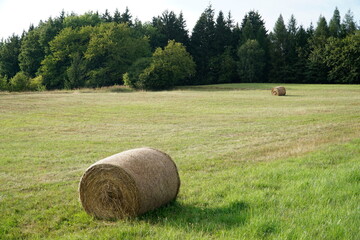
[152,11,189,48]
[121,7,133,26]
[214,11,229,55]
[176,12,190,47]
[294,25,311,83]
[329,7,341,38]
[190,5,216,84]
[341,10,357,36]
[113,9,121,23]
[269,15,288,82]
[102,9,112,23]
[237,39,265,82]
[286,15,300,82]
[307,16,330,83]
[239,11,270,81]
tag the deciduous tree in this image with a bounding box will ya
[0,35,21,78]
[135,40,195,90]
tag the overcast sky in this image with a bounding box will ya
[0,0,359,39]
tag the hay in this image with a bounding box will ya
[79,148,180,219]
[271,86,286,96]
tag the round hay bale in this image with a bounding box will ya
[79,148,180,219]
[271,86,286,96]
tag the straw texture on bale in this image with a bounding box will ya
[79,148,180,219]
[271,86,286,96]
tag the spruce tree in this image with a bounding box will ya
[294,25,311,83]
[152,11,189,48]
[189,5,216,84]
[329,7,341,38]
[176,12,190,47]
[113,9,121,23]
[269,14,288,82]
[286,15,299,82]
[237,39,265,82]
[102,9,113,23]
[314,16,329,38]
[341,10,357,37]
[121,7,133,26]
[239,11,270,81]
[307,16,330,83]
[214,11,228,55]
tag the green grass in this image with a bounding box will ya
[0,83,359,239]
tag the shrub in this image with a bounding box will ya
[138,64,175,91]
[123,57,151,89]
[0,75,9,91]
[126,40,195,91]
[10,72,30,91]
[29,76,45,91]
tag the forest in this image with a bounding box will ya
[0,5,359,91]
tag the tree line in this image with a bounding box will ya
[0,6,359,91]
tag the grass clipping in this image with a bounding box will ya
[79,148,180,219]
[271,86,286,96]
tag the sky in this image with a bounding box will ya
[0,0,359,39]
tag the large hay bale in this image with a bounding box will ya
[271,86,286,96]
[79,148,180,219]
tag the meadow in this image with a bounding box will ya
[0,83,359,239]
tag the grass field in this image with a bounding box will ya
[0,83,359,239]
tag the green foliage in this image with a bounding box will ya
[341,10,357,36]
[213,11,233,55]
[209,47,237,83]
[237,40,265,82]
[84,23,151,87]
[133,22,164,51]
[239,11,270,81]
[152,10,190,48]
[9,71,30,91]
[324,32,360,83]
[136,40,195,90]
[329,7,341,38]
[314,16,330,39]
[32,17,65,63]
[65,52,86,89]
[40,26,93,89]
[113,9,121,23]
[121,7,133,26]
[138,63,175,90]
[307,16,332,83]
[0,35,21,78]
[29,75,45,91]
[189,5,216,84]
[18,29,44,78]
[2,8,360,88]
[102,9,113,23]
[0,75,9,90]
[63,11,102,28]
[123,57,151,89]
[240,10,268,45]
[269,15,289,82]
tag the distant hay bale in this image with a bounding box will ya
[79,148,180,219]
[271,86,286,96]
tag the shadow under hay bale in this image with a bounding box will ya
[79,148,180,220]
[271,86,286,96]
